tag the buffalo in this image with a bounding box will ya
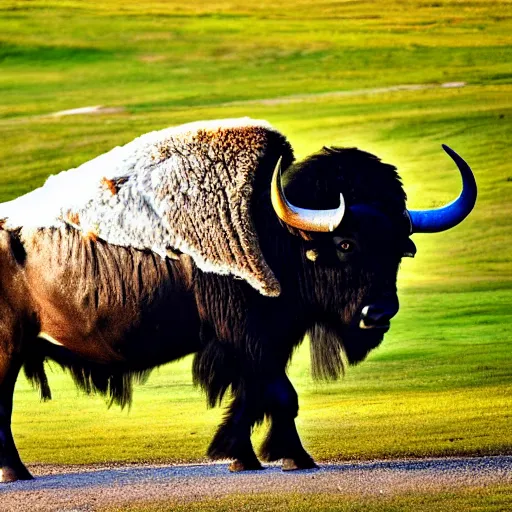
[0,118,476,482]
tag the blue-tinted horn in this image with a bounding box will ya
[406,145,477,233]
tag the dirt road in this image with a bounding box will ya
[1,456,510,511]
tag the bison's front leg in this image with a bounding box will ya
[207,384,264,472]
[0,355,33,482]
[260,374,318,471]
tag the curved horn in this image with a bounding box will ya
[271,157,345,232]
[407,145,477,234]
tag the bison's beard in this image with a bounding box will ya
[308,321,386,381]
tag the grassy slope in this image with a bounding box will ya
[0,0,510,467]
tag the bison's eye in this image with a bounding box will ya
[336,239,354,253]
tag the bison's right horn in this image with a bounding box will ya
[271,157,345,233]
[406,145,477,233]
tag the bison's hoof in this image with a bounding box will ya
[282,457,319,471]
[1,466,34,483]
[229,459,264,472]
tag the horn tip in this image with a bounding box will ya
[441,143,455,157]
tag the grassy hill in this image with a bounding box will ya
[0,0,510,468]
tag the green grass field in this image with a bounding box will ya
[1,0,511,508]
[102,486,512,512]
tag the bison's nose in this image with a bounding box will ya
[359,300,399,330]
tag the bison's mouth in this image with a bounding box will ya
[359,318,390,331]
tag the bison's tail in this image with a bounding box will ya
[23,343,52,401]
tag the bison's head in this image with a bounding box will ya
[270,145,476,367]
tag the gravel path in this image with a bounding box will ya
[1,456,510,511]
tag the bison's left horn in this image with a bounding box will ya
[271,157,345,232]
[406,145,477,234]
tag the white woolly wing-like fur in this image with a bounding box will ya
[0,118,293,296]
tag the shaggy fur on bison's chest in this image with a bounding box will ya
[21,226,201,366]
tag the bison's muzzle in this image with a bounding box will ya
[359,295,399,331]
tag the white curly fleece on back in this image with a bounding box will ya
[0,118,293,297]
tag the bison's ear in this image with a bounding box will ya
[402,238,417,258]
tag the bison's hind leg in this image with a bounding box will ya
[0,352,34,482]
[0,231,36,482]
